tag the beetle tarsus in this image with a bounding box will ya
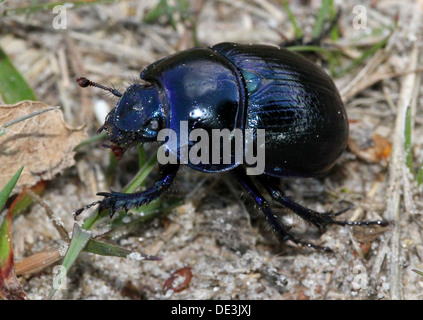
[331,219,390,227]
[74,200,102,219]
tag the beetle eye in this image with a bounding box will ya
[147,119,160,132]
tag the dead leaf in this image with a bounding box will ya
[347,121,391,164]
[163,267,193,293]
[11,181,48,219]
[0,101,87,192]
[352,224,391,243]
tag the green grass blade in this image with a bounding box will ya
[137,144,147,169]
[287,44,334,55]
[281,0,302,39]
[0,167,24,287]
[144,0,178,29]
[50,152,163,296]
[74,131,107,151]
[144,0,191,30]
[328,0,339,41]
[0,46,36,103]
[106,151,119,185]
[83,238,160,260]
[1,0,115,17]
[312,0,331,39]
[83,239,132,258]
[110,198,183,230]
[124,153,157,193]
[81,152,158,230]
[144,0,169,23]
[405,106,414,175]
[11,181,47,219]
[0,167,24,212]
[335,35,389,78]
[417,163,423,187]
[48,223,91,299]
[412,269,423,277]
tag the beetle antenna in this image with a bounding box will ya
[75,76,122,97]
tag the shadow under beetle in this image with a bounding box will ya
[75,39,388,252]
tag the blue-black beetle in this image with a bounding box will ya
[76,41,387,252]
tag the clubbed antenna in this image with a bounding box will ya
[75,76,122,97]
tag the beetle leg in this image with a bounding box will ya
[282,9,341,47]
[78,163,179,218]
[233,168,333,252]
[257,175,389,232]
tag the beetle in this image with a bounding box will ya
[75,41,387,252]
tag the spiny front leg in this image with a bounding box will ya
[96,188,165,217]
[75,163,179,218]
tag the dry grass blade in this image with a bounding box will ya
[15,250,61,277]
[384,1,422,300]
[69,31,156,65]
[342,67,423,102]
[26,189,70,242]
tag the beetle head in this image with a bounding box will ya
[99,83,165,148]
[76,77,166,155]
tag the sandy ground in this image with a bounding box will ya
[1,0,423,300]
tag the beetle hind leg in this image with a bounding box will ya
[233,168,333,252]
[282,9,341,48]
[257,175,389,232]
